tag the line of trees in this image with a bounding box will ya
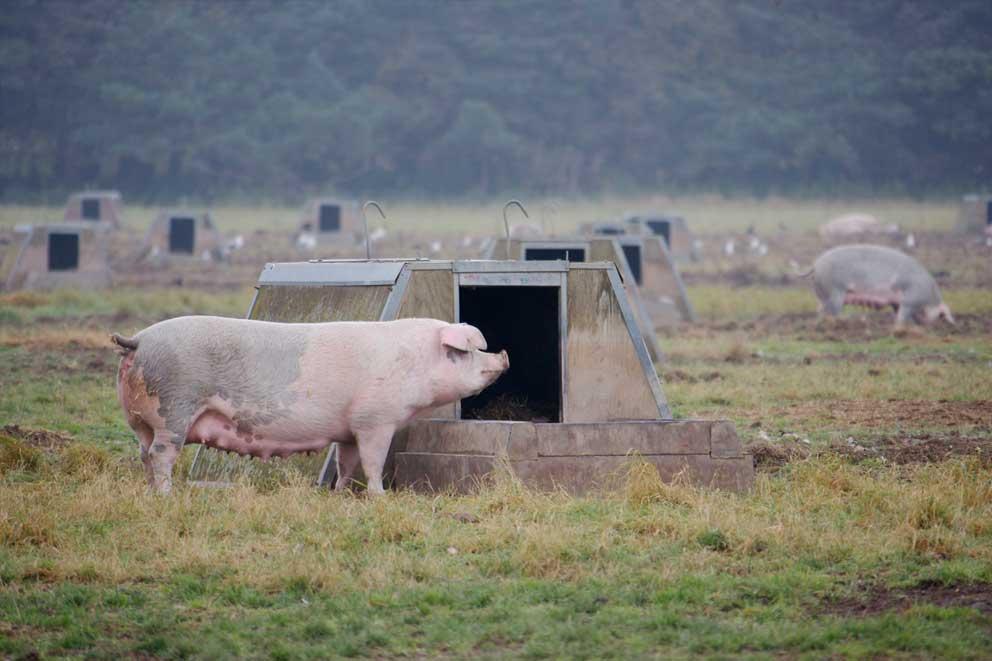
[1,0,990,201]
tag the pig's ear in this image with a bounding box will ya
[440,324,487,352]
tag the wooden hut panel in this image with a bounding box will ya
[564,268,663,422]
[394,269,454,322]
[251,285,392,323]
[394,268,457,419]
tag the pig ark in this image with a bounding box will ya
[800,244,953,328]
[113,316,509,494]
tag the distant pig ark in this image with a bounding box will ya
[63,190,123,229]
[4,223,112,290]
[484,236,665,359]
[298,197,361,244]
[802,244,953,328]
[958,194,992,234]
[624,214,697,262]
[143,209,223,261]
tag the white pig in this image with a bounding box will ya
[799,245,953,329]
[112,316,509,494]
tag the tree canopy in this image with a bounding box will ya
[1,0,990,200]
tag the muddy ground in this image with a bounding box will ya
[821,580,992,616]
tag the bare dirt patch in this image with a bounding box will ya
[683,265,794,288]
[775,399,992,429]
[831,434,992,466]
[748,432,991,472]
[665,369,724,383]
[822,581,992,617]
[1,424,73,451]
[746,440,811,472]
[692,308,992,340]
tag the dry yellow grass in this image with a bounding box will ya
[0,326,113,350]
[1,450,989,590]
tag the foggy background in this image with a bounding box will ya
[2,0,990,202]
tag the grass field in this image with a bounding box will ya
[0,195,961,236]
[1,198,991,658]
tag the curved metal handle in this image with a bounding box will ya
[502,200,529,259]
[541,200,559,237]
[361,201,385,260]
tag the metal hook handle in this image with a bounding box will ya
[502,200,529,259]
[541,200,559,237]
[361,201,385,260]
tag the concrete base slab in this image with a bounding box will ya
[394,419,753,494]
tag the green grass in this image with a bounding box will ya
[1,225,990,658]
[0,286,252,328]
[0,456,990,659]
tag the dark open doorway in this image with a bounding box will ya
[597,227,624,236]
[524,247,585,262]
[169,217,195,254]
[81,198,100,221]
[458,285,561,422]
[986,200,992,226]
[646,219,671,247]
[319,205,341,232]
[622,244,643,284]
[48,233,79,271]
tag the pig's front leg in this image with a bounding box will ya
[356,424,396,495]
[894,303,915,330]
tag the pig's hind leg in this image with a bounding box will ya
[823,290,846,317]
[356,425,396,495]
[148,430,183,494]
[128,418,156,488]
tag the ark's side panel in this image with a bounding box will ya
[563,269,662,422]
[0,231,25,289]
[586,239,663,361]
[640,238,696,324]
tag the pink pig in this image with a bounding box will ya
[112,316,508,494]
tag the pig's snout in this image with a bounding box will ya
[498,350,509,371]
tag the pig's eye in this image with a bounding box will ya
[445,348,468,363]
